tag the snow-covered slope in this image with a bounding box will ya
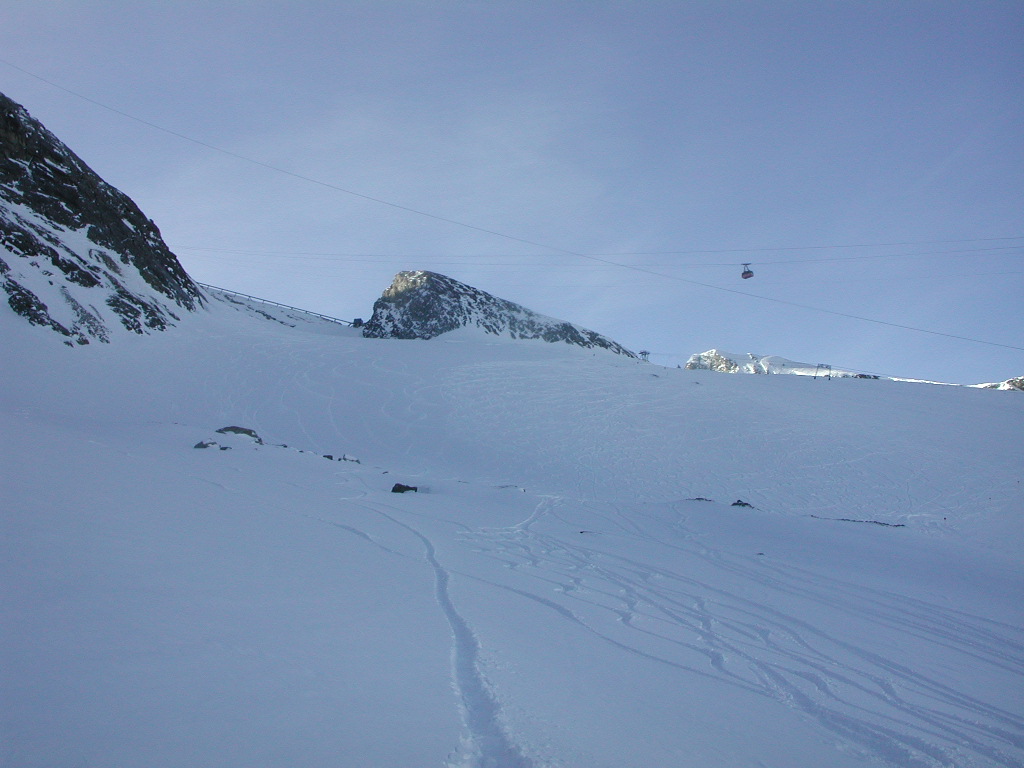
[0,92,203,344]
[363,269,637,357]
[3,88,1023,768]
[3,293,1022,768]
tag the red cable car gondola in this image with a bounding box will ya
[741,263,754,279]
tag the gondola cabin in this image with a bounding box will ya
[741,263,754,279]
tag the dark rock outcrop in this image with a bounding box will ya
[1,91,203,343]
[215,426,264,444]
[362,270,636,357]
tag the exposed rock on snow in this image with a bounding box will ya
[686,349,744,373]
[0,91,203,343]
[975,375,1024,391]
[196,426,362,466]
[193,440,230,450]
[215,425,264,444]
[687,349,1020,390]
[362,270,637,357]
[685,349,871,378]
[810,515,907,527]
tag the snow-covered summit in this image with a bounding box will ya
[975,375,1024,391]
[0,91,203,344]
[686,348,1022,389]
[685,348,870,378]
[362,269,637,357]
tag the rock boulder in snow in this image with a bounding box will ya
[362,270,637,357]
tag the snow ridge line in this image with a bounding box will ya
[376,511,531,768]
[197,282,355,326]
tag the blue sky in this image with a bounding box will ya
[2,1,1021,382]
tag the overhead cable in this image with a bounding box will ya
[4,57,1021,353]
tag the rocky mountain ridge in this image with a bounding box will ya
[362,270,637,357]
[2,91,1015,387]
[0,91,203,344]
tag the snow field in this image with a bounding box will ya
[2,297,1022,767]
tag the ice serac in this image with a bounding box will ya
[362,269,637,357]
[0,91,203,344]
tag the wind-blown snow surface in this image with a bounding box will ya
[2,296,1022,768]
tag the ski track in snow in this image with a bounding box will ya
[459,499,1024,768]
[194,411,1020,766]
[6,302,1022,767]
[183,335,1024,766]
[373,509,533,768]
[184,453,531,766]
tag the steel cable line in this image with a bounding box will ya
[6,59,1021,266]
[173,244,1023,266]
[4,58,1022,353]
[0,58,581,257]
[588,236,1024,256]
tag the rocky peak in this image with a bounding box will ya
[685,349,872,378]
[685,349,744,374]
[1,91,203,344]
[362,270,637,357]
